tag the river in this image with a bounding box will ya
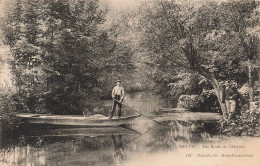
[0,91,259,166]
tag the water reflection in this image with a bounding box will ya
[0,92,257,166]
[0,120,256,166]
[111,135,125,163]
[0,132,138,166]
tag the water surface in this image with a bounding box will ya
[0,92,259,166]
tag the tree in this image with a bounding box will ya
[1,0,135,115]
[217,1,259,104]
[138,0,259,118]
[1,0,46,112]
[100,7,144,92]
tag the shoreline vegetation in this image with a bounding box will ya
[0,0,259,137]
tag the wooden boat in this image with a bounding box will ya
[16,113,141,127]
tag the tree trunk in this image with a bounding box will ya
[210,78,228,120]
[185,44,228,119]
[196,68,228,119]
[248,62,254,102]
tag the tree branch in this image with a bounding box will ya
[159,1,181,40]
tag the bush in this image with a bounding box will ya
[0,113,21,130]
[177,95,200,111]
[218,104,260,136]
[0,93,21,130]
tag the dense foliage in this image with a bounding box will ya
[138,0,260,115]
[1,0,135,115]
[218,106,260,136]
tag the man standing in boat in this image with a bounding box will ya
[110,80,125,118]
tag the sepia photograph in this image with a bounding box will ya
[0,0,259,165]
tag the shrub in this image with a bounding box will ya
[0,93,21,130]
[177,95,200,111]
[218,104,260,136]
